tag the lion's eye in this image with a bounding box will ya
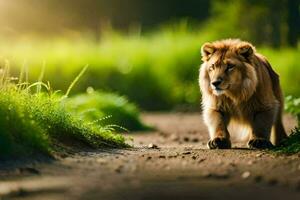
[226,64,235,72]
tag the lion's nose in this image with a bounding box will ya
[212,79,222,87]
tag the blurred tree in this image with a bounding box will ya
[0,0,211,35]
[209,0,299,48]
[287,0,300,47]
[0,0,298,47]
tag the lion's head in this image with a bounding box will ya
[199,39,258,103]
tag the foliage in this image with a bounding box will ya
[65,89,150,132]
[274,96,300,153]
[1,25,298,110]
[0,68,128,158]
[285,96,300,126]
[275,127,300,154]
[208,0,298,47]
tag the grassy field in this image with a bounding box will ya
[1,26,298,110]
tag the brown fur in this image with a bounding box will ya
[199,39,287,149]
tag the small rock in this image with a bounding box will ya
[192,156,197,160]
[183,137,190,142]
[146,156,152,160]
[241,171,251,179]
[256,153,264,157]
[182,151,191,155]
[148,143,159,149]
[159,155,166,159]
[198,158,206,163]
[191,138,199,143]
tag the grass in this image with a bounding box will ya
[273,96,300,154]
[285,96,300,126]
[275,128,300,154]
[0,24,300,110]
[65,90,150,132]
[0,67,129,159]
[0,25,299,110]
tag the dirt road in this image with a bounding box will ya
[0,113,300,200]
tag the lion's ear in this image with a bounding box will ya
[201,43,215,60]
[237,43,255,59]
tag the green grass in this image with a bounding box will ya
[0,32,201,110]
[65,90,150,132]
[285,96,300,126]
[260,49,300,97]
[275,128,300,154]
[0,24,299,110]
[0,25,213,110]
[0,70,129,158]
[274,96,300,154]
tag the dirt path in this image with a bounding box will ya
[1,113,300,200]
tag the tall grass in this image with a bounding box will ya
[0,66,128,158]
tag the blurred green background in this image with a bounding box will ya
[0,0,299,110]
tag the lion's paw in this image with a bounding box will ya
[208,137,231,149]
[248,138,273,149]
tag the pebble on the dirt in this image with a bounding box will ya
[241,171,251,179]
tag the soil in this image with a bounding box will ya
[0,113,300,200]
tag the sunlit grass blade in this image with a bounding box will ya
[37,61,46,93]
[62,65,88,100]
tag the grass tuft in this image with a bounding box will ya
[65,90,150,132]
[0,68,128,159]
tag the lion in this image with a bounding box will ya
[199,39,287,149]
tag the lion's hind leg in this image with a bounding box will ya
[248,109,275,149]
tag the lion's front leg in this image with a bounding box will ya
[203,109,231,149]
[248,109,275,149]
